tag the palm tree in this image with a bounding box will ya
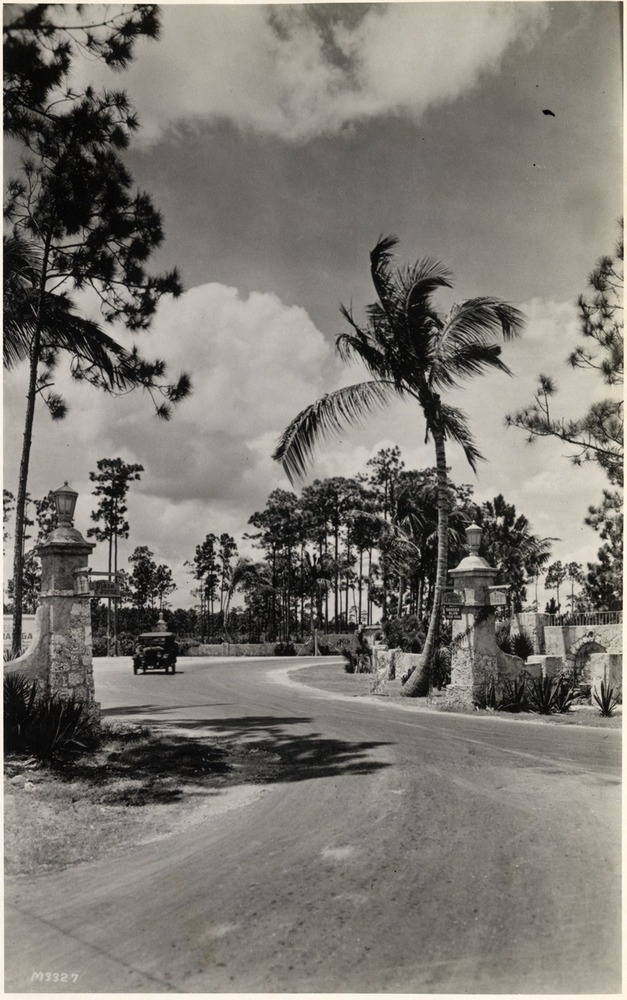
[273,235,524,695]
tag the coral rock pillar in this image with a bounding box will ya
[36,521,96,704]
[444,523,500,709]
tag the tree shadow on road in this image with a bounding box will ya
[49,710,391,807]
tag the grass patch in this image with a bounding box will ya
[290,662,622,728]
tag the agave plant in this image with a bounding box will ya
[4,673,99,762]
[475,678,505,711]
[593,680,620,718]
[527,675,574,715]
[500,676,529,713]
[3,672,39,754]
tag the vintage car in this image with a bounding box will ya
[132,632,178,674]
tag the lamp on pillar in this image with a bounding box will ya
[52,482,78,526]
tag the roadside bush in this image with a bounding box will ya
[177,639,200,655]
[383,615,426,654]
[91,635,109,657]
[4,673,101,762]
[342,633,373,674]
[116,632,137,656]
[274,641,296,656]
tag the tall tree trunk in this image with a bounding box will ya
[12,343,40,657]
[11,234,53,658]
[358,548,363,625]
[334,525,339,626]
[403,428,449,697]
[107,532,113,655]
[113,523,119,655]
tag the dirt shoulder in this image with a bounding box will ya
[5,723,289,878]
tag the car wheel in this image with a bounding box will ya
[133,663,139,674]
[171,663,176,674]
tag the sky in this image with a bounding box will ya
[3,1,623,611]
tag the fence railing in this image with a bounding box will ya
[544,611,622,627]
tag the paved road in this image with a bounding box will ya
[6,656,622,993]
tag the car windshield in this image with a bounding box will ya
[143,637,165,645]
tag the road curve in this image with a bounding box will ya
[6,655,621,994]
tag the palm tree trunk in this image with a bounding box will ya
[402,429,449,697]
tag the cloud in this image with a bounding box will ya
[4,283,610,608]
[84,282,330,501]
[70,4,550,142]
[3,282,331,600]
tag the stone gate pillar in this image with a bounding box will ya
[443,523,502,709]
[37,509,96,703]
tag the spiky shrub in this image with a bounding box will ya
[495,621,513,654]
[4,672,39,753]
[500,676,529,713]
[510,631,534,661]
[475,678,505,710]
[4,673,100,762]
[593,681,620,717]
[526,675,574,715]
[495,624,534,661]
[552,678,576,714]
[431,645,451,690]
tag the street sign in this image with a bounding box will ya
[443,607,463,620]
[443,590,463,606]
[489,590,507,606]
[93,579,119,598]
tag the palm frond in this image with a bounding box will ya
[3,234,42,370]
[431,341,513,390]
[405,257,453,320]
[429,297,523,389]
[43,307,120,383]
[336,329,395,383]
[370,234,407,325]
[273,380,404,485]
[439,403,484,472]
[437,297,524,350]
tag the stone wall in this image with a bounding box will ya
[589,653,622,695]
[186,633,359,658]
[187,642,284,657]
[3,605,50,688]
[543,624,622,659]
